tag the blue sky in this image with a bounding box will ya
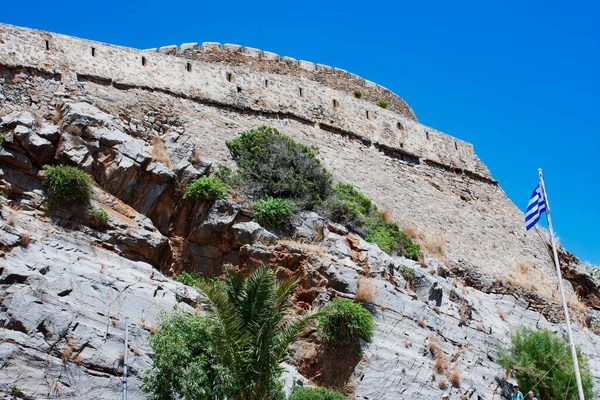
[2,0,599,264]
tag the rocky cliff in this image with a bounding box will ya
[0,23,599,399]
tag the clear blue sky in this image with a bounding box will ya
[3,0,599,264]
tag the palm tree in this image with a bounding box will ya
[200,266,319,400]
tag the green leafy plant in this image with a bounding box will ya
[377,100,389,109]
[400,265,416,285]
[174,271,205,288]
[254,197,295,229]
[43,165,94,205]
[318,183,420,260]
[183,176,228,202]
[318,298,373,344]
[143,312,235,400]
[353,90,362,99]
[214,165,234,184]
[0,134,5,149]
[498,328,594,400]
[366,220,420,260]
[226,126,332,207]
[87,207,109,229]
[200,267,320,400]
[289,386,346,400]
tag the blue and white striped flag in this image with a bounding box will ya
[525,183,546,230]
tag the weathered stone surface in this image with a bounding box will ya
[61,102,113,128]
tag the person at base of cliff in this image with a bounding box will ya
[527,391,537,400]
[512,384,524,400]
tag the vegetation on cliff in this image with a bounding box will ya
[226,126,421,260]
[288,386,346,400]
[183,176,228,201]
[147,267,321,400]
[318,298,373,344]
[498,328,594,400]
[43,164,94,205]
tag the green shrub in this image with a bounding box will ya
[289,386,346,400]
[318,298,373,344]
[10,385,22,395]
[399,266,416,283]
[377,100,389,109]
[0,135,5,149]
[353,90,362,99]
[43,165,94,205]
[175,271,205,288]
[318,183,420,260]
[254,197,295,229]
[498,328,594,400]
[214,165,234,184]
[226,126,332,207]
[143,312,234,400]
[183,176,228,202]
[87,207,109,229]
[366,221,420,260]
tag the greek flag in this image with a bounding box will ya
[525,183,546,230]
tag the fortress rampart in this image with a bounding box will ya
[0,23,493,181]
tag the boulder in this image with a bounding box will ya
[61,102,112,128]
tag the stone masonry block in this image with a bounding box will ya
[243,47,262,58]
[158,45,178,55]
[282,56,298,66]
[202,42,223,53]
[262,51,279,61]
[142,48,157,53]
[224,44,243,53]
[316,64,333,73]
[180,42,199,53]
[333,68,350,79]
[299,60,316,71]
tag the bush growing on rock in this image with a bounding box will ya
[318,298,373,344]
[353,90,362,99]
[0,134,5,149]
[226,126,333,207]
[254,197,295,229]
[143,312,235,400]
[87,207,109,229]
[183,176,228,202]
[43,165,94,205]
[498,328,594,400]
[319,183,421,260]
[289,386,346,400]
[377,100,389,109]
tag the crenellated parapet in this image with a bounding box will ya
[0,23,493,181]
[158,42,417,122]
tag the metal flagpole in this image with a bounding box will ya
[123,317,129,400]
[538,168,585,400]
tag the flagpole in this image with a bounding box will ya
[538,168,585,400]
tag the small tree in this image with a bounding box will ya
[200,267,320,400]
[498,328,594,400]
[143,312,234,400]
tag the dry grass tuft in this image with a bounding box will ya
[65,125,83,135]
[131,346,142,356]
[568,295,588,326]
[7,215,16,226]
[51,105,64,124]
[380,207,393,223]
[50,380,62,395]
[496,306,505,321]
[448,365,461,387]
[151,137,172,168]
[417,319,426,328]
[34,111,43,129]
[402,224,447,263]
[504,263,559,303]
[438,377,448,390]
[355,278,379,304]
[429,341,448,374]
[61,338,78,361]
[20,233,31,247]
[279,239,334,263]
[191,143,202,165]
[405,340,412,348]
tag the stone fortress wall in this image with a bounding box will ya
[0,23,492,181]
